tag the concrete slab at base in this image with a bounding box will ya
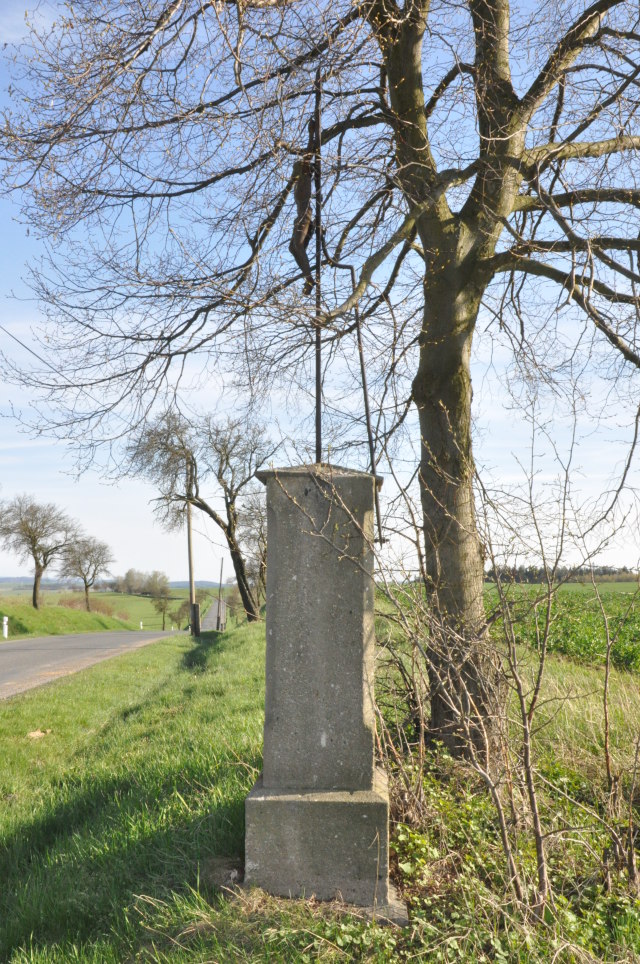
[245,768,390,906]
[357,885,410,927]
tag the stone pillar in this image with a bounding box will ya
[245,464,398,913]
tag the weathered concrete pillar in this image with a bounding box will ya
[245,464,399,913]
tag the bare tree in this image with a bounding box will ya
[0,495,79,608]
[147,572,172,629]
[374,394,640,922]
[152,590,172,630]
[3,0,640,749]
[127,411,274,622]
[238,490,268,610]
[115,569,147,595]
[59,535,114,611]
[144,570,171,599]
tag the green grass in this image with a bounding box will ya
[0,624,267,961]
[3,610,640,961]
[0,589,217,638]
[552,580,639,593]
[491,584,640,671]
[0,596,135,638]
[0,621,404,962]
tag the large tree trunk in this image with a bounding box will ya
[412,263,501,762]
[373,0,514,764]
[229,541,260,623]
[32,566,43,610]
[84,581,91,612]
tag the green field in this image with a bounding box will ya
[93,590,193,630]
[484,579,639,593]
[487,583,640,671]
[2,604,640,961]
[0,589,218,638]
[0,595,134,638]
[551,580,639,593]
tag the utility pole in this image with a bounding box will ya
[187,501,197,635]
[186,457,198,635]
[314,66,322,465]
[216,558,224,631]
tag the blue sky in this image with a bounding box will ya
[0,286,228,582]
[0,2,228,581]
[0,0,637,583]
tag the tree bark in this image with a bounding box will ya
[32,566,43,610]
[371,5,505,760]
[84,581,91,612]
[229,540,260,622]
[412,255,499,760]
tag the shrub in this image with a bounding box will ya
[58,593,115,616]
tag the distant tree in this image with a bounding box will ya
[0,495,79,609]
[237,490,267,610]
[116,568,146,595]
[112,568,176,598]
[59,536,114,611]
[127,411,275,622]
[151,580,172,630]
[171,598,191,630]
[143,570,170,598]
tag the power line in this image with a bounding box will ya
[0,321,129,426]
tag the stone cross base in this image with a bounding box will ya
[245,769,390,905]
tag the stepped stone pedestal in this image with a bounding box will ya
[245,465,403,917]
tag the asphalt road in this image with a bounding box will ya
[200,599,224,631]
[0,630,178,700]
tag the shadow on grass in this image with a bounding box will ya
[0,615,29,634]
[182,629,223,672]
[0,768,247,956]
[0,630,262,959]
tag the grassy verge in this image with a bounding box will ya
[3,617,640,961]
[0,587,216,638]
[0,596,135,638]
[0,624,266,961]
[1,622,400,962]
